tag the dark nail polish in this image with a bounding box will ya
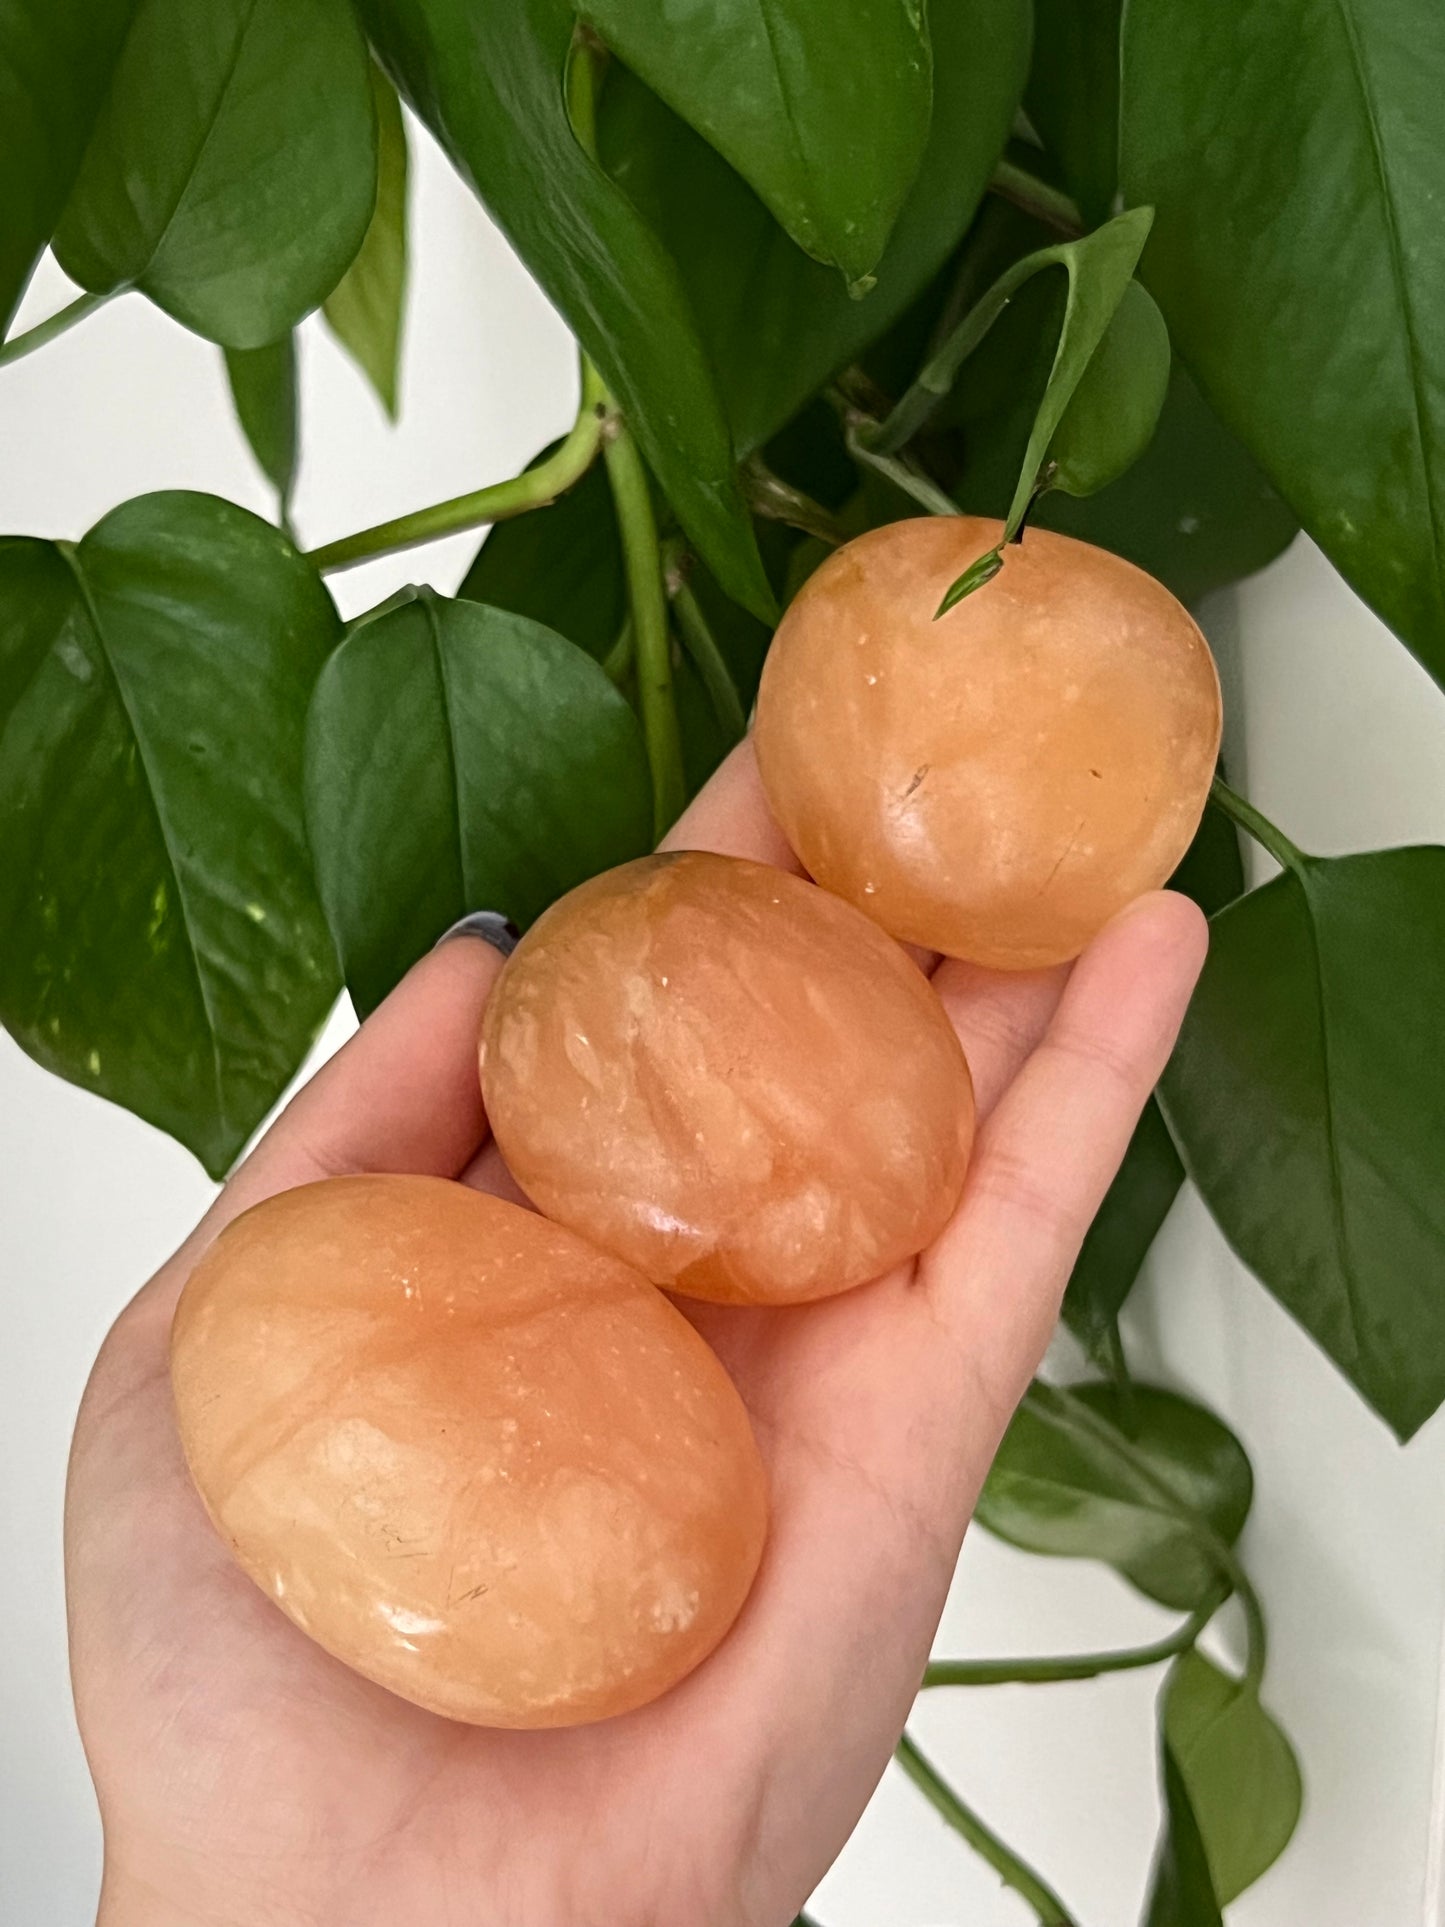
[435,910,520,957]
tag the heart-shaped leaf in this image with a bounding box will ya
[360,0,772,621]
[1162,1651,1302,1903]
[927,204,1299,602]
[0,493,341,1176]
[324,64,409,419]
[1048,277,1170,498]
[305,589,652,1016]
[1121,0,1445,685]
[53,0,376,348]
[1036,363,1298,602]
[1145,1743,1225,1927]
[1161,847,1445,1439]
[976,1381,1253,1610]
[597,0,1030,453]
[224,338,299,528]
[579,0,932,285]
[0,0,139,331]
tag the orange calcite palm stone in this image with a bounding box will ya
[753,516,1223,967]
[171,1175,768,1727]
[480,851,974,1304]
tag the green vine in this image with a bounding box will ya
[896,1734,1083,1926]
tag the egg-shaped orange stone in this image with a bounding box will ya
[171,1175,768,1727]
[753,516,1223,968]
[480,851,974,1305]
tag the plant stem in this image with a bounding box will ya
[565,20,685,833]
[1032,1382,1269,1690]
[833,398,961,518]
[600,617,634,688]
[866,251,1042,457]
[896,1734,1082,1925]
[923,1600,1214,1689]
[0,289,114,369]
[741,456,850,546]
[664,541,747,743]
[606,420,686,837]
[1208,775,1309,876]
[989,160,1085,239]
[307,362,613,573]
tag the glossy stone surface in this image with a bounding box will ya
[480,851,974,1304]
[754,516,1223,967]
[171,1175,768,1727]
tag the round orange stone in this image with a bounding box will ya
[480,851,974,1304]
[171,1175,768,1727]
[753,516,1223,967]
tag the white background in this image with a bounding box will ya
[3,119,1444,1927]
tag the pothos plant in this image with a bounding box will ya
[2,0,1442,1920]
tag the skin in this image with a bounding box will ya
[66,742,1207,1927]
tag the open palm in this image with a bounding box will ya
[66,745,1206,1927]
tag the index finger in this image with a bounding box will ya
[150,935,507,1307]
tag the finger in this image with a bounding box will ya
[661,738,805,870]
[155,935,507,1299]
[921,891,1208,1407]
[930,957,1070,1119]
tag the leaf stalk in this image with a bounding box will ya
[306,361,614,572]
[1208,775,1310,876]
[924,1598,1214,1689]
[0,290,115,369]
[896,1734,1083,1925]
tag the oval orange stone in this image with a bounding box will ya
[754,516,1223,967]
[171,1175,768,1727]
[480,851,974,1304]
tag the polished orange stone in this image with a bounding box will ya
[480,851,974,1304]
[171,1175,768,1727]
[753,516,1223,967]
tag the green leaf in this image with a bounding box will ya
[579,0,932,285]
[0,494,341,1177]
[1161,848,1445,1439]
[1063,1099,1184,1368]
[1034,364,1298,602]
[926,199,1299,601]
[360,0,771,622]
[304,589,652,1016]
[1024,0,1120,227]
[1048,278,1170,498]
[1121,0,1445,685]
[1145,1743,1225,1927]
[53,0,376,348]
[1162,1651,1302,1903]
[224,338,299,528]
[598,0,1031,453]
[0,0,139,332]
[976,1381,1252,1610]
[323,64,409,418]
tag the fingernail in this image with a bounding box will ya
[435,911,520,957]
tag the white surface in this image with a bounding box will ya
[3,119,1445,1926]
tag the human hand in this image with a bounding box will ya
[66,742,1206,1927]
